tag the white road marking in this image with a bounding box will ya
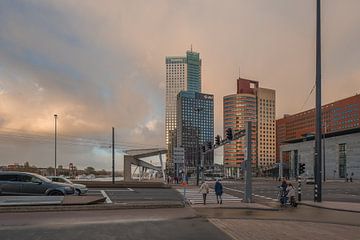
[224,186,278,202]
[100,190,112,204]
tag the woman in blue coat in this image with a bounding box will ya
[214,179,223,204]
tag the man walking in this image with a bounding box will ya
[214,178,223,204]
[199,181,209,205]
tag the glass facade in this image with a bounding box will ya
[186,51,201,93]
[177,91,214,170]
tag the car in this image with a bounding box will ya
[0,171,75,196]
[47,176,88,195]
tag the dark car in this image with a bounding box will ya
[0,171,75,196]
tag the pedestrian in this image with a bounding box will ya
[214,178,223,204]
[350,172,354,182]
[279,179,288,205]
[286,183,296,207]
[174,176,178,184]
[167,175,171,184]
[199,181,209,205]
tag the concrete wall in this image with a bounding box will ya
[280,131,360,180]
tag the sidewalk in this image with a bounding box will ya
[300,200,360,213]
[210,218,360,240]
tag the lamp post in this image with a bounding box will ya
[194,107,204,186]
[54,114,58,176]
[314,0,322,202]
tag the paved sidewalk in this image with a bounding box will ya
[300,200,360,213]
[210,219,360,240]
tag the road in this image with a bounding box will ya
[86,187,184,204]
[0,208,231,240]
[220,178,360,203]
[1,205,359,240]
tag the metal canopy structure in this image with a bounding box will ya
[123,148,167,182]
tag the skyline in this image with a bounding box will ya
[1,0,360,169]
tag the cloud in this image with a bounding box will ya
[0,0,359,168]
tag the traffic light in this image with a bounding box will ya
[215,135,221,146]
[202,145,206,153]
[226,128,233,141]
[299,163,306,175]
[207,141,213,150]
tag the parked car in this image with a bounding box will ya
[0,171,75,196]
[47,176,88,195]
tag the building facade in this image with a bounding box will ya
[165,51,201,145]
[276,94,360,161]
[280,128,360,180]
[257,88,276,168]
[176,91,214,172]
[223,78,275,177]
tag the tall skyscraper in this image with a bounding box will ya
[223,78,275,177]
[177,91,214,171]
[165,51,201,145]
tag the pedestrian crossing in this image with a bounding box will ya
[177,188,242,204]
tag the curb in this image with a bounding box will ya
[298,202,360,213]
[0,201,185,213]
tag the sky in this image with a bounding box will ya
[0,0,359,170]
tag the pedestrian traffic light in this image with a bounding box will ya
[299,163,306,175]
[215,135,221,146]
[207,141,213,150]
[226,128,233,141]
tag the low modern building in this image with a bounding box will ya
[280,127,360,180]
[276,94,360,161]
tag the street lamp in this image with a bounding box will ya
[54,114,58,176]
[193,107,204,186]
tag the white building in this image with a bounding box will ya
[280,128,360,180]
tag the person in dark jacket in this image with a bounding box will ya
[214,179,223,204]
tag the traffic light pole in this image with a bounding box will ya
[244,121,252,203]
[200,152,205,182]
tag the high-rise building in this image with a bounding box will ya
[276,94,360,161]
[223,78,275,177]
[257,88,276,167]
[165,51,201,145]
[177,91,214,171]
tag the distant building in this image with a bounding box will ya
[280,127,360,180]
[165,50,201,145]
[177,91,214,173]
[276,94,360,161]
[223,78,276,177]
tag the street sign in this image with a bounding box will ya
[173,147,185,164]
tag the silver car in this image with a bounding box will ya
[0,171,75,196]
[47,176,88,195]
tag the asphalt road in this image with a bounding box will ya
[0,208,231,240]
[87,188,184,204]
[1,205,359,240]
[220,178,360,203]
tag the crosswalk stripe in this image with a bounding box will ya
[177,189,242,204]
